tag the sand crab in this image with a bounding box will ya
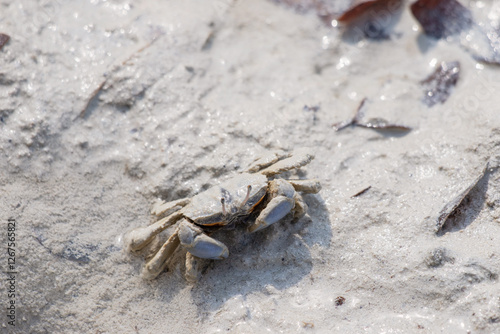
[125,148,321,281]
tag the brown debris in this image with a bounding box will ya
[351,186,372,198]
[336,0,403,40]
[272,0,402,39]
[0,33,10,50]
[335,296,346,306]
[420,61,460,107]
[301,321,315,329]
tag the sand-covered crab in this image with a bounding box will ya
[125,148,321,281]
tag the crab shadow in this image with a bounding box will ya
[188,193,331,313]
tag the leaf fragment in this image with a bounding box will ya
[411,0,500,65]
[411,0,473,39]
[337,0,401,23]
[420,61,460,107]
[436,163,489,234]
[333,98,412,133]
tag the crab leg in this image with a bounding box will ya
[142,229,180,280]
[259,148,314,176]
[185,252,208,283]
[287,179,322,194]
[245,150,288,173]
[125,211,183,251]
[292,193,308,221]
[151,197,191,216]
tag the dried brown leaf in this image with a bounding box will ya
[336,0,403,39]
[337,0,400,23]
[334,98,411,133]
[272,0,402,39]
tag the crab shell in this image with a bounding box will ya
[180,173,268,227]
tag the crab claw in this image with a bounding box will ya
[178,220,229,259]
[248,195,295,233]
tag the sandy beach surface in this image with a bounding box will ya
[1,0,500,333]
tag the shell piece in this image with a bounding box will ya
[182,173,268,226]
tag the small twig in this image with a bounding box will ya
[122,36,160,66]
[351,186,372,198]
[79,80,106,118]
[333,98,367,131]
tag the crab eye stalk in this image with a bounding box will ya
[221,198,227,216]
[239,185,252,208]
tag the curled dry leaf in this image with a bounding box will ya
[420,61,460,107]
[410,0,472,39]
[333,98,412,133]
[272,0,402,39]
[436,163,489,235]
[411,0,500,64]
[336,0,403,40]
[0,33,10,50]
[337,0,402,23]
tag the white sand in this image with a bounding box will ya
[1,0,500,333]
